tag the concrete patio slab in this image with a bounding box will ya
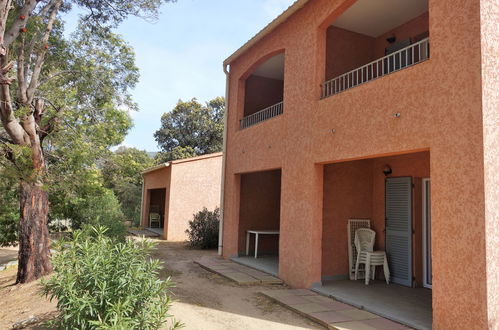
[313,280,431,330]
[223,272,260,285]
[231,256,279,276]
[260,288,411,330]
[291,303,333,313]
[194,256,283,285]
[331,321,377,330]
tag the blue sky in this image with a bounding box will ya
[72,0,295,151]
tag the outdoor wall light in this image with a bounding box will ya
[383,165,393,176]
[393,113,401,118]
[387,36,396,43]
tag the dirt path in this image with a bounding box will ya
[0,241,321,329]
[152,242,322,329]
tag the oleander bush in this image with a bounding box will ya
[185,207,220,249]
[42,225,182,329]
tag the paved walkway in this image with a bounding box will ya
[195,256,282,285]
[261,289,411,330]
[195,256,412,329]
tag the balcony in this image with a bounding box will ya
[240,101,283,129]
[321,38,429,99]
[241,52,284,130]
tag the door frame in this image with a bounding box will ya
[422,178,432,289]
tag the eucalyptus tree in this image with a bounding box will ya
[0,0,174,284]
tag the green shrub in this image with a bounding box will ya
[0,174,19,246]
[185,207,220,249]
[42,226,181,330]
[59,189,127,240]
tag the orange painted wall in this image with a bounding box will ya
[167,154,223,241]
[322,159,373,277]
[244,75,284,116]
[325,26,374,80]
[141,153,222,241]
[222,0,493,327]
[238,170,281,255]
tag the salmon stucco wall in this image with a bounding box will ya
[238,170,281,255]
[244,75,284,116]
[167,154,223,241]
[222,0,495,327]
[325,26,374,80]
[322,159,373,277]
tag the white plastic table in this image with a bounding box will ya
[246,230,280,258]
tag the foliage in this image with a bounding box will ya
[49,167,126,239]
[0,168,19,246]
[185,208,220,249]
[154,97,225,162]
[101,147,155,226]
[73,0,175,28]
[42,226,181,329]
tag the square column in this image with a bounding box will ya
[279,163,324,288]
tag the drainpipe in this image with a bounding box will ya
[219,63,230,256]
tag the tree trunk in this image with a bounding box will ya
[16,143,52,284]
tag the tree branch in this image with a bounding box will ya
[17,34,27,103]
[26,0,62,103]
[0,59,15,84]
[0,81,27,145]
[37,70,81,88]
[0,0,13,56]
[4,0,43,49]
[38,98,63,141]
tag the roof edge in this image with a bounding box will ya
[170,152,223,165]
[223,0,310,66]
[141,163,170,175]
[142,152,223,175]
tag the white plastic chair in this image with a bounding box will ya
[364,251,390,285]
[149,213,161,228]
[354,228,375,281]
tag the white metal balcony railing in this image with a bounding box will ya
[240,101,283,129]
[321,38,430,99]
